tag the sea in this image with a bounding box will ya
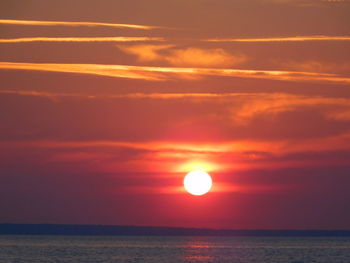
[0,235,349,263]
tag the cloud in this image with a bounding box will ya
[206,35,350,42]
[118,44,173,62]
[164,48,245,67]
[4,89,350,149]
[1,90,350,177]
[0,90,257,100]
[281,60,350,75]
[0,19,159,30]
[0,61,163,81]
[261,0,350,6]
[1,61,349,84]
[2,133,350,175]
[0,37,164,43]
[118,45,246,67]
[231,93,350,124]
[321,0,350,3]
[4,90,349,137]
[327,110,350,121]
[2,90,350,151]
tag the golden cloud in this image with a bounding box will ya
[118,44,173,62]
[1,61,350,84]
[0,19,158,30]
[3,90,350,123]
[0,37,164,43]
[231,93,350,124]
[118,45,246,67]
[206,35,350,42]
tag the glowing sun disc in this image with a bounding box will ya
[184,171,212,196]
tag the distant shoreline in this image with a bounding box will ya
[1,224,349,237]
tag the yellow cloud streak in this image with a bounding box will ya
[231,93,350,124]
[0,19,157,30]
[0,62,162,81]
[3,89,350,122]
[1,61,349,84]
[0,37,164,43]
[3,132,350,156]
[206,35,350,42]
[2,90,350,106]
[0,90,244,99]
[0,140,282,156]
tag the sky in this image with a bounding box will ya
[1,0,350,229]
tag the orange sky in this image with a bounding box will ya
[1,0,350,229]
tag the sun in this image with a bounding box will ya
[184,170,212,196]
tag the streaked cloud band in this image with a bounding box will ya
[206,35,350,42]
[0,37,164,43]
[0,61,349,84]
[0,19,158,30]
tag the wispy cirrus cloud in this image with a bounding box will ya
[2,89,350,175]
[3,89,350,125]
[0,19,159,30]
[0,61,163,81]
[1,61,349,84]
[281,60,350,75]
[2,90,350,142]
[206,35,350,42]
[117,45,246,67]
[117,44,173,62]
[0,90,251,99]
[230,93,350,124]
[165,48,246,67]
[261,0,350,6]
[321,0,349,3]
[0,37,164,43]
[2,132,350,165]
[1,90,350,107]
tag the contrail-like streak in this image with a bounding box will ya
[0,37,164,43]
[0,19,159,30]
[206,35,350,42]
[0,61,349,84]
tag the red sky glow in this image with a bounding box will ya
[1,0,350,229]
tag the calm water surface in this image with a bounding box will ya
[0,235,349,263]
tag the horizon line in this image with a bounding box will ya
[1,223,349,232]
